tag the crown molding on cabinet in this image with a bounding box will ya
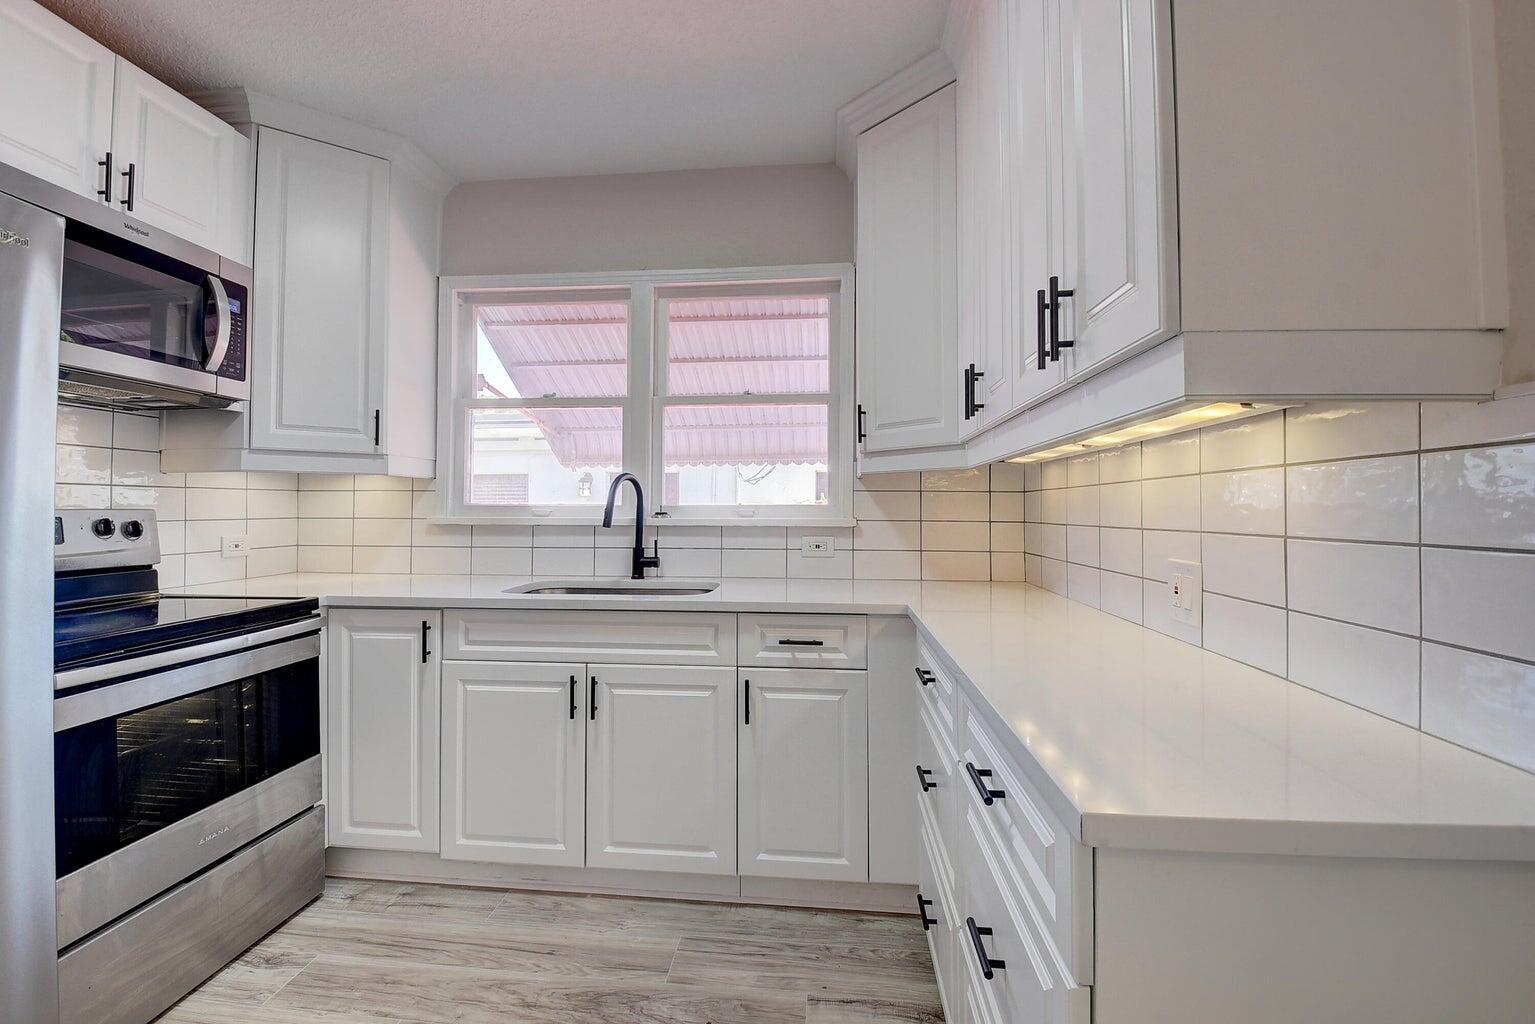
[191,87,454,197]
[834,49,956,177]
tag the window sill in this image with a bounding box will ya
[431,514,855,530]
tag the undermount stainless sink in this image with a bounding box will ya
[506,579,720,596]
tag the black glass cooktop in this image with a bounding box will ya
[55,568,318,672]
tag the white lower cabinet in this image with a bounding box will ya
[585,664,738,875]
[738,668,869,882]
[325,609,441,852]
[440,660,585,867]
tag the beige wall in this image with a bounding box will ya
[440,163,853,276]
[1496,0,1535,386]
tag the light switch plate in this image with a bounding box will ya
[800,536,835,557]
[1168,558,1202,626]
[222,535,249,558]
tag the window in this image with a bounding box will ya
[436,266,853,525]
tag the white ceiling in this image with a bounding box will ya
[40,0,949,183]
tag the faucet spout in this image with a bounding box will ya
[601,473,660,580]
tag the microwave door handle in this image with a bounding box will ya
[202,274,232,372]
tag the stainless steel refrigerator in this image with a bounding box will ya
[0,186,64,1022]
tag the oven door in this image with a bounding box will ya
[53,625,320,949]
[56,220,247,402]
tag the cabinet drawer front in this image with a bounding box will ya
[961,694,1093,982]
[444,610,736,665]
[738,613,868,668]
[919,817,959,1014]
[916,640,959,743]
[917,697,958,870]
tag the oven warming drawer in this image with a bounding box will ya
[58,806,324,1024]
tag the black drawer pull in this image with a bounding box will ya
[420,621,431,663]
[744,679,751,725]
[917,893,937,931]
[914,667,935,686]
[915,765,936,792]
[568,674,577,720]
[590,675,598,721]
[776,638,825,647]
[966,917,1006,979]
[965,762,1005,806]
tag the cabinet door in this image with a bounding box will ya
[972,0,1014,428]
[1057,0,1178,379]
[855,84,959,453]
[252,128,389,455]
[586,664,736,874]
[0,0,114,199]
[952,0,984,437]
[739,668,869,882]
[441,660,585,867]
[326,610,440,851]
[111,59,237,251]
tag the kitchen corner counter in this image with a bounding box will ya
[176,573,1535,862]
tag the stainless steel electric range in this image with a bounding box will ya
[51,509,325,1024]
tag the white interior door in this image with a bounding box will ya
[326,609,440,852]
[586,664,737,875]
[1057,0,1179,378]
[110,58,236,251]
[252,127,389,455]
[0,0,115,200]
[441,660,586,867]
[739,668,869,882]
[855,84,959,453]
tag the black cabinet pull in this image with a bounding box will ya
[97,152,113,203]
[915,765,935,792]
[373,409,381,446]
[963,364,973,420]
[1036,287,1049,370]
[744,679,751,725]
[972,365,984,414]
[916,893,937,931]
[420,621,431,663]
[914,667,935,686]
[568,674,577,720]
[589,676,598,720]
[776,638,824,647]
[857,404,867,443]
[965,762,1005,806]
[1048,275,1075,360]
[119,162,136,211]
[966,917,1007,979]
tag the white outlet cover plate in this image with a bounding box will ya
[222,535,249,558]
[1168,558,1202,626]
[800,536,835,557]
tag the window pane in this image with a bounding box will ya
[468,407,624,506]
[475,300,628,399]
[664,296,829,396]
[661,403,829,507]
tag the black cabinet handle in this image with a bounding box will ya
[965,762,1005,806]
[97,152,112,203]
[916,893,937,931]
[963,363,974,420]
[914,667,935,686]
[119,162,136,211]
[569,675,577,720]
[589,676,598,720]
[744,679,751,725]
[915,765,935,792]
[972,365,984,414]
[373,409,381,446]
[776,638,824,647]
[1036,287,1049,370]
[857,404,867,443]
[1048,275,1075,360]
[966,917,1007,979]
[420,621,431,663]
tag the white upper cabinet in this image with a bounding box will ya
[0,0,114,200]
[110,59,241,255]
[1054,0,1179,379]
[441,660,586,868]
[738,668,869,882]
[855,84,959,453]
[251,127,390,456]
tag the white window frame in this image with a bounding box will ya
[434,264,854,527]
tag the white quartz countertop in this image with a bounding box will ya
[177,573,1535,860]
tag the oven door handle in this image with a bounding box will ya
[54,630,321,732]
[202,274,232,372]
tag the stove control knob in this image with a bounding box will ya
[121,520,144,541]
[90,517,116,539]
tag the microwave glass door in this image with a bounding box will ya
[59,234,225,375]
[53,657,319,878]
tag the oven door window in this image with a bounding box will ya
[54,657,319,878]
[59,237,221,373]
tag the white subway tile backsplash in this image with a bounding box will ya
[1098,443,1142,483]
[921,551,989,581]
[1421,547,1535,663]
[1098,481,1141,528]
[989,522,1025,552]
[852,519,921,550]
[1099,527,1143,577]
[246,547,298,578]
[855,470,920,491]
[921,521,991,551]
[110,448,179,487]
[532,546,595,576]
[1200,411,1284,472]
[1142,476,1200,531]
[1200,468,1285,535]
[534,526,596,547]
[1040,459,1070,490]
[1201,533,1285,607]
[1065,453,1099,487]
[1142,530,1200,582]
[298,546,352,572]
[1422,643,1535,772]
[1040,489,1068,525]
[352,518,410,546]
[470,547,532,575]
[722,526,788,548]
[472,525,533,547]
[1066,484,1100,526]
[1066,525,1100,568]
[990,462,1028,491]
[921,490,989,522]
[299,518,355,546]
[186,488,246,521]
[1286,456,1418,542]
[56,406,114,447]
[659,547,723,578]
[248,518,298,549]
[855,549,922,580]
[1285,402,1419,463]
[989,491,1025,522]
[185,552,245,586]
[991,552,1026,582]
[1141,433,1200,478]
[352,546,410,573]
[1286,539,1419,635]
[354,490,411,519]
[1033,523,1068,561]
[247,490,298,519]
[1287,613,1420,726]
[56,445,111,485]
[1420,394,1535,450]
[722,548,790,578]
[1203,594,1287,676]
[185,471,247,490]
[1067,563,1100,607]
[184,520,244,554]
[412,521,471,547]
[853,489,920,521]
[1098,570,1143,623]
[788,549,853,579]
[298,490,353,518]
[1420,445,1535,550]
[922,467,990,491]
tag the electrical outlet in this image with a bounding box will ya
[800,536,835,558]
[222,535,249,558]
[1168,558,1202,626]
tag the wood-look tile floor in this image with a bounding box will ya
[154,878,945,1024]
